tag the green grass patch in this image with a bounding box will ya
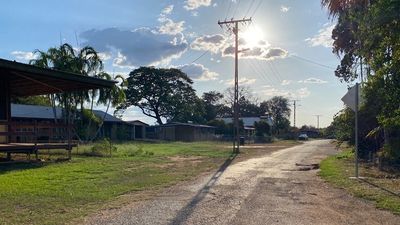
[0,142,231,225]
[320,149,400,214]
[0,140,299,225]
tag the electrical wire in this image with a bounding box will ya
[245,0,256,18]
[190,50,209,64]
[225,0,233,19]
[291,55,336,70]
[232,0,241,18]
[251,0,263,18]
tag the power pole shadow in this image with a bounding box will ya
[168,153,238,225]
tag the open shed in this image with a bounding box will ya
[152,122,215,142]
[0,58,115,159]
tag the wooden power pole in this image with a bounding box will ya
[314,115,322,129]
[218,18,251,153]
[291,100,300,127]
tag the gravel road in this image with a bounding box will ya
[85,140,400,225]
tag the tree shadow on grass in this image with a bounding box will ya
[0,161,49,175]
[168,152,238,225]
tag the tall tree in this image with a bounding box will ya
[261,96,291,134]
[224,86,262,117]
[322,0,400,161]
[30,43,104,123]
[121,67,200,124]
[202,91,224,121]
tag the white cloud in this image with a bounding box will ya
[223,45,288,61]
[112,52,135,69]
[280,5,290,13]
[191,34,226,53]
[305,23,335,48]
[262,88,292,98]
[158,6,185,35]
[162,5,174,15]
[184,0,213,10]
[177,63,219,81]
[281,80,292,86]
[11,51,37,61]
[81,27,188,67]
[298,77,328,84]
[98,52,112,61]
[297,87,311,98]
[261,87,311,98]
[226,77,256,86]
[158,17,185,35]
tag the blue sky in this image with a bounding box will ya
[0,0,351,127]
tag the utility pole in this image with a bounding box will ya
[291,100,300,127]
[314,115,322,129]
[218,18,252,153]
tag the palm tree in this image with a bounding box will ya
[30,43,105,140]
[90,73,126,141]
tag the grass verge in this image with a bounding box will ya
[0,140,298,225]
[319,147,400,214]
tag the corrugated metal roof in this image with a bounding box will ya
[0,58,116,97]
[156,122,215,129]
[11,104,124,123]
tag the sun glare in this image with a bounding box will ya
[241,25,266,48]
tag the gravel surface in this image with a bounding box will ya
[84,140,400,225]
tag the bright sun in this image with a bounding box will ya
[242,25,266,48]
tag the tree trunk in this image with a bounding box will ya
[90,98,111,142]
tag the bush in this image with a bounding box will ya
[89,139,117,157]
[120,143,154,157]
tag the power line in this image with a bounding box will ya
[247,59,274,85]
[291,55,336,70]
[251,0,263,17]
[225,0,233,19]
[190,50,209,64]
[245,0,256,18]
[232,0,242,18]
[269,60,284,81]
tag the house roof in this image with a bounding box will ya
[0,58,116,96]
[127,120,149,126]
[11,104,124,123]
[11,104,63,120]
[156,122,215,129]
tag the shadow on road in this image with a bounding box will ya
[358,178,400,197]
[168,152,238,225]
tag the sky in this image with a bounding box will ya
[0,0,352,127]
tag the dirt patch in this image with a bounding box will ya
[168,156,204,162]
[295,163,320,171]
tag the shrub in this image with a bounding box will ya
[89,138,117,157]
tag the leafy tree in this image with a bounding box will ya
[30,43,125,142]
[224,86,262,117]
[121,67,200,125]
[202,91,224,121]
[30,43,104,124]
[261,96,291,135]
[322,0,400,161]
[11,95,51,106]
[254,121,271,136]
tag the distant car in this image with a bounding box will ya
[298,133,308,140]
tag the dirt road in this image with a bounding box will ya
[85,140,400,225]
